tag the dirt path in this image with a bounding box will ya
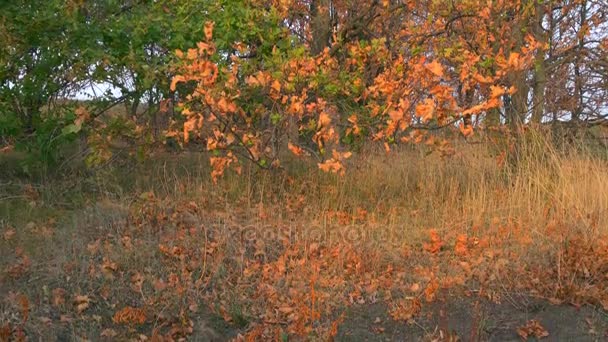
[337,291,608,341]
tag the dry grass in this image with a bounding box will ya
[1,130,607,340]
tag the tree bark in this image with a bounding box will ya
[531,2,547,124]
[310,0,332,55]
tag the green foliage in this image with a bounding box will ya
[1,0,279,172]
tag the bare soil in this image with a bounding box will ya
[336,289,608,341]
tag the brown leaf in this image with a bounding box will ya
[131,272,144,293]
[38,317,52,325]
[0,323,11,341]
[18,294,29,323]
[101,257,117,279]
[389,298,421,321]
[52,288,66,307]
[87,239,101,255]
[517,319,549,339]
[100,328,118,338]
[74,295,91,314]
[2,228,15,241]
[60,315,73,323]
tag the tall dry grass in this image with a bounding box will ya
[2,127,607,340]
[96,128,605,272]
[121,129,608,241]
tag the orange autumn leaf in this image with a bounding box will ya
[426,60,444,77]
[318,151,351,175]
[170,75,186,91]
[459,123,474,137]
[423,229,443,254]
[288,142,306,157]
[318,159,344,174]
[490,85,506,98]
[112,306,146,325]
[424,278,439,302]
[196,41,213,54]
[217,97,237,113]
[204,21,214,41]
[318,111,331,128]
[517,319,549,339]
[415,99,435,122]
[271,79,281,93]
[454,234,468,256]
[507,52,523,69]
[388,109,404,122]
[472,72,494,84]
[389,298,421,321]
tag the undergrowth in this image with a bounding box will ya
[1,131,607,340]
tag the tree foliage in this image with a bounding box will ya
[1,0,607,176]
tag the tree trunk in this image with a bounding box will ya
[310,0,332,55]
[531,3,547,124]
[572,1,588,122]
[506,5,529,131]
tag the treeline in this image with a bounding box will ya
[1,0,607,175]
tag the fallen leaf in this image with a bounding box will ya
[74,295,91,314]
[52,288,66,307]
[2,228,15,241]
[517,319,549,339]
[39,317,52,325]
[423,229,444,254]
[60,315,73,323]
[0,323,11,341]
[112,306,146,325]
[454,234,468,256]
[424,278,439,302]
[100,328,118,338]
